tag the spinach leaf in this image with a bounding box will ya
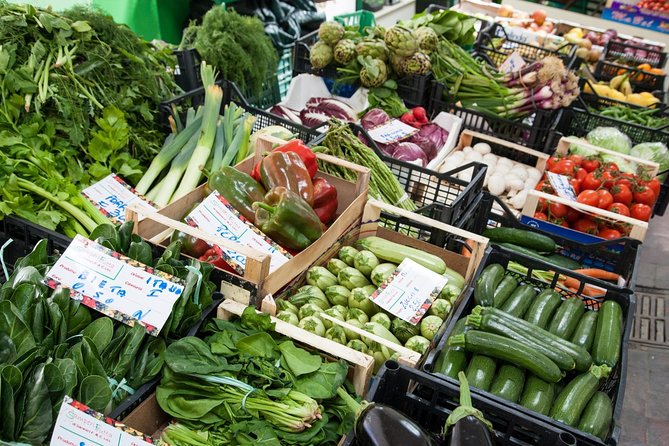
[54,358,77,397]
[293,360,348,400]
[156,380,224,420]
[89,224,119,251]
[0,375,16,441]
[278,341,322,377]
[18,363,52,444]
[81,317,114,352]
[13,239,48,270]
[0,301,35,358]
[105,323,145,380]
[8,266,43,289]
[77,375,112,413]
[236,333,278,359]
[1,365,22,391]
[117,221,134,253]
[127,239,153,265]
[65,300,92,337]
[46,300,67,346]
[230,420,281,446]
[0,333,17,364]
[208,330,244,355]
[43,363,65,413]
[240,307,274,332]
[164,337,227,374]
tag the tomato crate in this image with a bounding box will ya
[309,122,486,225]
[593,59,666,95]
[340,360,583,446]
[603,39,667,69]
[422,245,634,446]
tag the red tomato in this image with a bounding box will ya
[615,172,636,189]
[599,228,622,240]
[611,184,633,206]
[634,185,656,206]
[534,211,548,221]
[535,180,554,194]
[577,190,599,207]
[568,154,584,166]
[546,156,560,172]
[573,218,599,235]
[550,159,576,176]
[565,208,581,223]
[596,189,614,209]
[608,202,631,217]
[549,202,568,218]
[581,172,602,190]
[644,178,661,198]
[537,197,549,213]
[575,168,588,181]
[630,203,652,222]
[570,179,581,195]
[582,159,600,173]
[603,162,620,175]
[599,171,616,189]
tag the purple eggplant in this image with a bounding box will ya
[445,372,495,446]
[355,404,436,446]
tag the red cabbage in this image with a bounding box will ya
[409,123,449,161]
[361,108,391,130]
[393,142,427,167]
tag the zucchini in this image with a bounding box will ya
[524,289,562,329]
[465,354,497,391]
[592,300,623,367]
[499,243,581,270]
[355,237,446,274]
[548,298,585,340]
[466,310,576,371]
[549,364,611,427]
[493,276,518,308]
[474,264,505,307]
[490,365,525,403]
[450,330,563,383]
[433,318,469,379]
[571,311,598,353]
[500,284,536,318]
[577,391,613,440]
[473,306,592,372]
[520,375,555,416]
[483,227,556,252]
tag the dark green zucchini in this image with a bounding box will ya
[524,289,562,329]
[500,284,536,318]
[570,311,598,353]
[520,375,555,416]
[577,391,613,440]
[474,264,505,307]
[549,364,611,426]
[592,300,623,367]
[483,227,556,252]
[490,365,525,403]
[493,276,519,308]
[433,318,469,379]
[499,243,581,270]
[465,354,497,391]
[548,298,585,340]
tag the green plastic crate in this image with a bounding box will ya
[334,10,377,33]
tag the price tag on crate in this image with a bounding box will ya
[547,172,578,201]
[45,235,184,336]
[369,258,447,325]
[82,174,157,224]
[499,51,526,74]
[367,119,419,144]
[185,191,291,275]
[51,396,154,446]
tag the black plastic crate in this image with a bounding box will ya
[475,23,577,68]
[604,39,667,69]
[483,194,641,290]
[593,59,666,95]
[422,246,635,446]
[309,122,486,225]
[429,82,561,152]
[342,360,582,446]
[160,79,320,144]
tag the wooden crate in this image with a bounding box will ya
[260,200,489,368]
[129,139,370,306]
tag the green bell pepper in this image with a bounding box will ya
[208,166,266,223]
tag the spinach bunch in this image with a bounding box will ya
[157,308,358,446]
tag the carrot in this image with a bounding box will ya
[460,239,475,258]
[649,67,665,75]
[572,268,620,281]
[561,277,607,297]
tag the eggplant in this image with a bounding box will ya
[355,404,436,446]
[445,372,495,446]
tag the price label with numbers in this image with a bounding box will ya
[82,174,157,223]
[368,258,448,325]
[547,172,577,201]
[185,191,291,275]
[51,396,154,446]
[367,119,419,144]
[499,51,527,74]
[45,235,184,336]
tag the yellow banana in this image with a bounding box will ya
[620,79,633,96]
[609,74,627,91]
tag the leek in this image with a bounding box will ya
[153,130,200,207]
[210,122,225,173]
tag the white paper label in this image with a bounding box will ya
[499,51,527,74]
[367,119,419,144]
[45,235,184,336]
[547,172,577,201]
[185,191,291,275]
[51,396,153,446]
[368,258,448,325]
[82,174,157,223]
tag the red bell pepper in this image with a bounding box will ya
[251,139,318,181]
[312,177,338,225]
[198,245,236,273]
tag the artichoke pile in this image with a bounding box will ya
[309,20,435,88]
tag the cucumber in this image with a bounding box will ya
[499,243,581,270]
[592,300,623,367]
[500,284,536,318]
[493,276,518,308]
[548,298,585,340]
[490,365,525,403]
[524,289,562,329]
[571,311,598,352]
[473,306,592,372]
[578,391,613,440]
[466,310,576,371]
[465,354,497,391]
[450,330,563,383]
[355,236,446,274]
[549,364,611,427]
[520,375,555,416]
[433,318,469,379]
[474,264,505,307]
[483,227,556,252]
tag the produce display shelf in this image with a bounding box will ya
[593,59,666,96]
[423,246,635,446]
[603,39,667,69]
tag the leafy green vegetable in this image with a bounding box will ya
[278,341,322,377]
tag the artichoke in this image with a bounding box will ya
[414,27,438,53]
[310,41,333,70]
[385,25,418,57]
[318,21,345,45]
[334,38,356,65]
[390,54,405,77]
[355,39,389,62]
[358,56,388,88]
[400,52,431,76]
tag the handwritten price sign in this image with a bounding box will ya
[367,119,419,144]
[82,174,156,223]
[45,235,184,335]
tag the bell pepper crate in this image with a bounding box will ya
[441,130,549,215]
[128,134,371,306]
[483,193,641,291]
[422,246,635,446]
[259,200,489,369]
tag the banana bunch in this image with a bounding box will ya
[609,73,633,96]
[584,74,660,107]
